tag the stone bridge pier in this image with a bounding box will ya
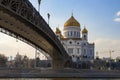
[52,56,71,69]
[52,58,65,69]
[51,50,71,69]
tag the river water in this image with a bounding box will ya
[0,78,119,80]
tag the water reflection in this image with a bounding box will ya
[0,78,119,80]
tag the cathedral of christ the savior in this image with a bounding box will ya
[55,14,95,62]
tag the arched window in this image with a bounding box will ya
[84,49,86,54]
[68,32,69,36]
[90,50,92,54]
[77,48,80,54]
[78,32,80,37]
[71,31,72,36]
[74,31,76,37]
[84,35,86,39]
[68,48,73,54]
[77,32,79,37]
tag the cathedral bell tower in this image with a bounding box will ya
[82,27,88,41]
[55,27,64,39]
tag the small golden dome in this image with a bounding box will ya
[64,15,80,27]
[55,27,64,39]
[61,34,64,39]
[55,27,61,34]
[82,27,88,33]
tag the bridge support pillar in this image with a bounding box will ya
[52,59,64,69]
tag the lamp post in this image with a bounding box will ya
[38,0,41,13]
[47,13,50,25]
[35,47,38,68]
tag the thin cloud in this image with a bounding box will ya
[114,11,120,22]
[114,18,120,22]
[117,11,120,16]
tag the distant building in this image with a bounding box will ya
[14,52,30,68]
[55,14,95,62]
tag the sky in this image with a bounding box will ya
[0,0,120,59]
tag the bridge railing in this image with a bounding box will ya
[0,0,68,57]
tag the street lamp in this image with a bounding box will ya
[38,0,41,13]
[47,13,50,25]
[109,50,114,59]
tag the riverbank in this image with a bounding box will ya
[0,68,120,78]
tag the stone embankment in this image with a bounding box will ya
[0,68,120,78]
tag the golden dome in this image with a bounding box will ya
[82,27,88,33]
[64,15,80,27]
[55,27,61,34]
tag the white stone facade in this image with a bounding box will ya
[61,38,94,62]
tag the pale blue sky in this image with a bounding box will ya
[0,0,120,59]
[29,0,120,40]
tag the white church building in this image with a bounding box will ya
[55,14,95,62]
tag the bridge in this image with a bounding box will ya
[0,0,70,69]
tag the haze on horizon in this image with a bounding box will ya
[0,0,120,59]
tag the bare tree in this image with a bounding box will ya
[0,54,7,67]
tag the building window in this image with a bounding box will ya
[90,50,92,55]
[84,49,86,54]
[68,48,73,54]
[77,57,79,60]
[77,48,79,54]
[70,31,72,36]
[84,43,86,46]
[77,32,79,37]
[74,31,76,36]
[68,32,70,37]
[84,35,86,39]
[78,32,79,37]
